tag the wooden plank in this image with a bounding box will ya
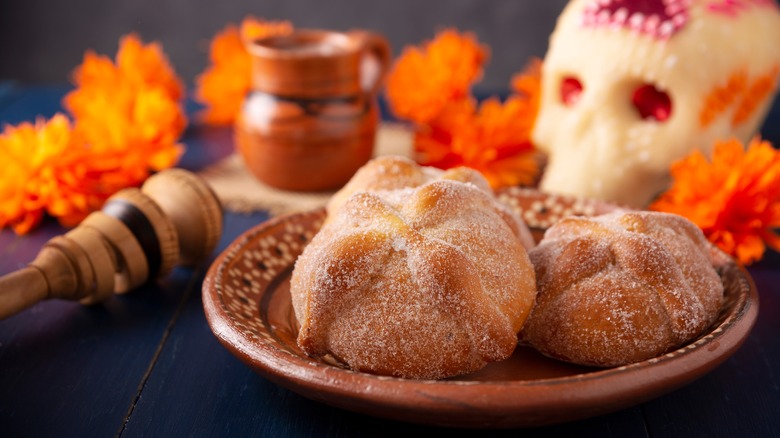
[0,268,197,436]
[0,206,198,435]
[0,87,200,436]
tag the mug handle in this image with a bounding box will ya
[350,30,391,95]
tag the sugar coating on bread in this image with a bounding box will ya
[291,179,537,379]
[326,155,535,250]
[522,210,724,367]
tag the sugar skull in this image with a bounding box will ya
[533,0,780,207]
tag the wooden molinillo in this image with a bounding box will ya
[0,169,223,320]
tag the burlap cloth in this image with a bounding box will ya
[198,123,414,215]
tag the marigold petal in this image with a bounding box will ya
[386,29,488,125]
[652,136,780,265]
[10,210,44,235]
[116,33,184,101]
[412,92,540,189]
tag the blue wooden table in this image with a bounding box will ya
[1,86,779,437]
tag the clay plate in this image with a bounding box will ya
[202,188,758,428]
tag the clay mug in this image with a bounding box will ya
[235,29,391,191]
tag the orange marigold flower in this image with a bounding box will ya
[410,57,542,189]
[195,17,293,125]
[64,33,186,186]
[67,34,184,118]
[650,137,780,265]
[385,29,488,125]
[0,115,122,233]
[415,94,539,189]
[0,34,187,235]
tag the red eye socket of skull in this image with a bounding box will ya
[632,84,672,122]
[560,77,583,106]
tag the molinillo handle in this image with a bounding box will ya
[0,169,223,320]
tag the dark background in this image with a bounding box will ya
[0,0,568,91]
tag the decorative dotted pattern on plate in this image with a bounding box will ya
[215,209,325,347]
[497,187,618,229]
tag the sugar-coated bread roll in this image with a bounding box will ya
[290,177,537,379]
[522,210,724,367]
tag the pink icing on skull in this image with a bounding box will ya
[708,0,778,16]
[582,0,691,39]
[533,0,780,207]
